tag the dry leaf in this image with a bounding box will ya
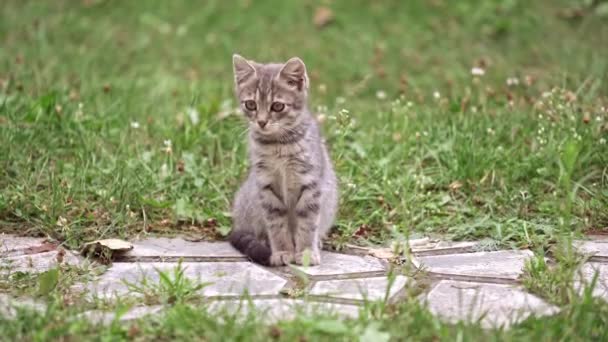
[583,113,590,124]
[367,247,395,259]
[56,248,65,263]
[81,238,133,264]
[24,242,57,255]
[449,180,463,191]
[313,6,334,29]
[83,239,133,251]
[343,244,403,260]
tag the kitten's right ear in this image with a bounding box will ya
[233,54,256,86]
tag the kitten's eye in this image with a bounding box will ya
[271,102,285,112]
[244,100,257,111]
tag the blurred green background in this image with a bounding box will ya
[1,0,607,248]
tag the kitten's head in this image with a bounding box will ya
[232,54,309,134]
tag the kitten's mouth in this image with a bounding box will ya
[252,122,279,135]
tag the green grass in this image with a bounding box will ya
[1,0,606,248]
[1,0,608,340]
[1,277,608,341]
[0,256,607,341]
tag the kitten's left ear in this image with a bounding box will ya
[279,57,308,91]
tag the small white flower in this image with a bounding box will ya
[186,107,200,125]
[318,84,327,93]
[433,91,440,99]
[600,138,607,145]
[597,116,603,122]
[56,216,68,227]
[506,77,519,86]
[130,121,140,129]
[163,140,172,154]
[471,67,485,76]
[407,101,414,107]
[336,97,346,104]
[376,90,387,100]
[542,91,552,98]
[75,102,84,118]
[423,131,429,137]
[487,127,495,135]
[471,106,478,113]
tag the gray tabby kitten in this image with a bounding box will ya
[228,54,338,266]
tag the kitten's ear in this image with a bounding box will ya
[279,57,308,91]
[232,54,256,86]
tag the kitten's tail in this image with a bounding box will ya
[228,230,271,266]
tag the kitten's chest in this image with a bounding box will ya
[268,154,302,180]
[265,153,308,198]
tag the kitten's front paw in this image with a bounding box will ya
[295,249,321,266]
[269,251,295,266]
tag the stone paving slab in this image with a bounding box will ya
[80,305,164,325]
[1,250,81,274]
[294,252,385,277]
[0,293,46,319]
[208,298,360,321]
[577,262,608,301]
[411,240,479,256]
[575,240,608,262]
[5,233,599,329]
[79,262,288,299]
[121,237,245,261]
[414,250,534,281]
[309,275,409,301]
[0,235,47,257]
[423,280,559,328]
[80,299,360,325]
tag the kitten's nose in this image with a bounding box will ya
[257,120,267,129]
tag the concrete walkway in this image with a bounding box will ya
[1,233,607,328]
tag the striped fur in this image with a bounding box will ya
[229,55,338,266]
